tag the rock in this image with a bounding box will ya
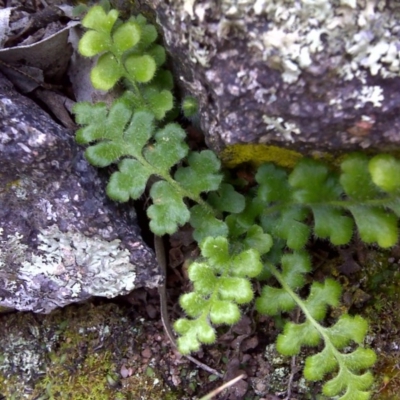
[0,71,159,314]
[144,0,400,156]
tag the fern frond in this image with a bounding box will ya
[175,236,264,354]
[255,154,400,248]
[257,259,376,399]
[74,101,223,234]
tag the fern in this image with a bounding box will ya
[257,257,376,399]
[174,235,266,354]
[255,154,400,249]
[73,3,400,398]
[74,6,224,235]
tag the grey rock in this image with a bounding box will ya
[145,0,400,155]
[0,71,159,314]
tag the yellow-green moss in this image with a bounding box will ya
[220,144,303,169]
[0,303,182,400]
[218,143,400,173]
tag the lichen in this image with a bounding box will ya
[20,224,136,298]
[0,228,28,269]
[242,0,400,85]
[0,224,137,312]
[261,116,301,143]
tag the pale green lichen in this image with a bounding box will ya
[183,0,196,18]
[9,175,38,200]
[0,228,26,269]
[247,0,400,89]
[175,0,397,150]
[0,225,137,312]
[19,224,136,298]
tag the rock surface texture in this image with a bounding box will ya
[0,72,159,314]
[146,0,400,155]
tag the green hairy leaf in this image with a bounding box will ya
[81,5,118,34]
[125,54,157,83]
[176,236,263,352]
[258,155,400,249]
[106,159,151,201]
[175,150,223,196]
[74,100,220,234]
[261,206,310,250]
[143,123,188,171]
[79,30,111,57]
[280,251,311,290]
[312,205,354,245]
[369,154,400,192]
[210,300,241,324]
[242,225,273,256]
[323,370,375,399]
[349,205,398,248]
[207,183,246,214]
[112,22,141,54]
[147,181,191,235]
[304,279,342,321]
[257,255,375,398]
[78,6,166,91]
[122,87,174,120]
[174,317,216,354]
[289,159,342,203]
[255,285,296,316]
[256,163,291,202]
[190,205,228,242]
[277,321,322,355]
[340,153,379,200]
[182,96,199,118]
[256,252,310,316]
[327,314,369,348]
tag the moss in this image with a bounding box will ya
[0,302,181,399]
[220,144,303,169]
[36,351,115,400]
[219,143,400,174]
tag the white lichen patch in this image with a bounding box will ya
[329,84,384,110]
[262,115,301,142]
[354,85,384,108]
[0,228,28,269]
[18,225,137,298]
[0,332,44,380]
[1,225,137,311]
[9,175,38,200]
[244,0,400,84]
